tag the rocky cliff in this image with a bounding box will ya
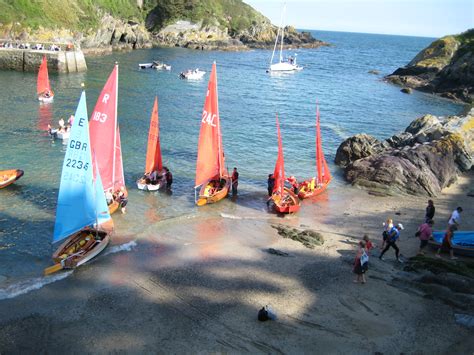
[335,110,474,197]
[385,29,474,103]
[0,0,326,53]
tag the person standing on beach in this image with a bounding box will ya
[353,241,368,284]
[379,223,403,262]
[425,200,435,223]
[231,167,239,196]
[436,224,458,260]
[380,218,393,250]
[417,219,434,255]
[267,174,275,197]
[448,207,463,229]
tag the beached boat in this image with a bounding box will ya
[269,114,301,214]
[268,4,303,72]
[137,97,167,191]
[195,62,231,206]
[44,91,113,275]
[429,231,474,257]
[298,105,332,199]
[0,169,24,189]
[89,64,128,214]
[180,69,206,80]
[37,56,54,103]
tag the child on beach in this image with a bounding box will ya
[362,235,374,255]
[381,218,393,250]
[353,241,368,284]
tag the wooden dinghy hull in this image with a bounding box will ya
[298,177,331,199]
[197,176,230,206]
[273,188,301,214]
[0,169,24,189]
[136,177,166,191]
[108,188,128,214]
[45,229,111,274]
[428,231,474,257]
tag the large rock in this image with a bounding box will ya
[334,134,384,168]
[385,29,474,103]
[336,110,474,196]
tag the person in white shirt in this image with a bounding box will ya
[448,207,463,229]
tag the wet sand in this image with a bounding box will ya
[0,172,473,353]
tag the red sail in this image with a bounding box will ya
[37,56,51,95]
[316,105,331,184]
[195,62,226,187]
[273,114,285,196]
[89,64,118,191]
[114,125,125,189]
[145,97,163,174]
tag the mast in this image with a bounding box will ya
[316,105,322,184]
[279,3,286,63]
[215,61,224,178]
[112,62,118,191]
[270,3,285,67]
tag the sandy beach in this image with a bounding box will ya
[0,170,473,353]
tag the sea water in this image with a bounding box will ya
[0,31,463,289]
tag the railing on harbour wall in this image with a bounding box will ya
[0,40,87,73]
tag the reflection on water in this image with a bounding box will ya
[37,103,53,131]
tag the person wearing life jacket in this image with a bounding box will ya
[379,223,404,262]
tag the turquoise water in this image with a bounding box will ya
[0,31,463,285]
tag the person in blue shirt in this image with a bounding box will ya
[379,223,404,262]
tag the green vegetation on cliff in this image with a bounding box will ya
[0,0,267,34]
[144,0,268,34]
[0,0,144,31]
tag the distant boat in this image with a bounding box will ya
[89,64,128,215]
[180,68,206,80]
[0,169,24,189]
[298,105,332,199]
[44,91,112,275]
[268,4,303,72]
[139,61,171,70]
[269,114,300,214]
[195,62,230,206]
[37,56,54,103]
[137,97,167,191]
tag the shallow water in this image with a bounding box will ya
[0,30,463,291]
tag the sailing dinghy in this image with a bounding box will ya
[137,97,167,191]
[89,64,128,214]
[44,91,112,275]
[195,62,231,206]
[269,114,300,214]
[268,4,303,72]
[37,56,54,103]
[0,169,24,189]
[298,105,332,199]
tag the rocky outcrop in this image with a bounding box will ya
[385,29,474,103]
[150,20,326,50]
[335,110,474,196]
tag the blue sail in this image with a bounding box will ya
[53,91,111,243]
[93,158,111,226]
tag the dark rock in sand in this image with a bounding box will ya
[272,225,324,249]
[334,134,385,168]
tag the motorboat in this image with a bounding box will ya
[180,69,206,80]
